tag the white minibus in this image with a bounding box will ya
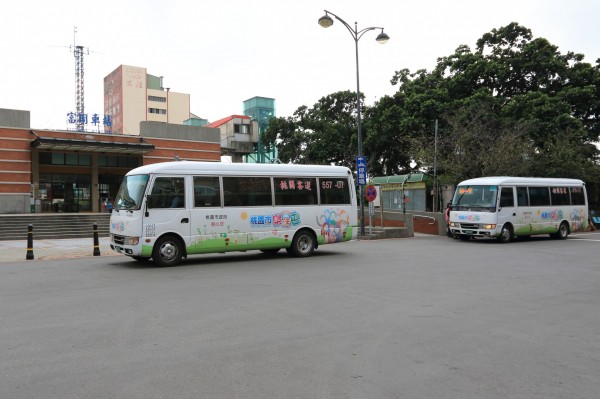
[449,177,588,242]
[110,161,358,266]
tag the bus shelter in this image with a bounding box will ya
[371,173,432,212]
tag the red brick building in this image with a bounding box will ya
[0,108,221,213]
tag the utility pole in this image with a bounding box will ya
[433,119,438,212]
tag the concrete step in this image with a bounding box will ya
[0,214,111,241]
[358,226,411,240]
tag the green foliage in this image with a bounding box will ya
[262,91,360,168]
[269,22,600,206]
[372,22,600,190]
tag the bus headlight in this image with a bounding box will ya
[124,236,140,245]
[482,224,496,230]
[449,222,458,227]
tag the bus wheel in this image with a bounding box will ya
[551,222,569,239]
[152,235,183,267]
[498,224,513,243]
[290,230,315,257]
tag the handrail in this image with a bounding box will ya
[413,214,436,225]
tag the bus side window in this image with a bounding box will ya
[528,187,550,206]
[570,187,586,205]
[500,187,514,208]
[150,176,185,208]
[194,176,221,207]
[517,187,529,207]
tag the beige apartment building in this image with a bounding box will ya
[104,65,191,135]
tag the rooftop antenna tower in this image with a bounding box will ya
[72,26,88,131]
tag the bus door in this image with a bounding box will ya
[145,176,191,242]
[497,186,516,232]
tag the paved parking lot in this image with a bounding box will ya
[1,232,599,398]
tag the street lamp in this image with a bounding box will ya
[318,10,389,236]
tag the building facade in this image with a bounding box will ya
[206,115,259,163]
[0,108,220,214]
[243,96,277,163]
[104,65,190,135]
[0,66,279,214]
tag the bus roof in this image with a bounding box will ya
[457,176,585,186]
[126,161,353,177]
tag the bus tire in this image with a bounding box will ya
[152,235,184,267]
[498,224,513,243]
[290,230,316,257]
[551,221,569,239]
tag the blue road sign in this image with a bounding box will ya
[356,156,367,186]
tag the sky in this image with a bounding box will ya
[2,0,599,131]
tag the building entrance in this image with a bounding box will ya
[38,173,92,212]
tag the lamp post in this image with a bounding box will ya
[318,10,389,236]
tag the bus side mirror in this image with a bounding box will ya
[145,194,152,216]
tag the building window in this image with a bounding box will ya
[66,153,78,165]
[148,95,167,103]
[148,108,167,115]
[98,155,140,168]
[234,124,250,134]
[40,152,92,166]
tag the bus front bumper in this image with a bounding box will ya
[450,224,499,239]
[110,234,144,256]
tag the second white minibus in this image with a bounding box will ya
[110,161,358,266]
[449,176,588,242]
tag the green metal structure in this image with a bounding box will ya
[243,96,278,163]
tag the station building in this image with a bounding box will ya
[1,64,277,215]
[0,108,220,214]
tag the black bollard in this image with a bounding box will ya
[93,223,101,256]
[26,224,34,260]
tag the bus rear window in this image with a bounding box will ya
[570,187,586,205]
[320,178,351,205]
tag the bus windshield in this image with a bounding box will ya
[452,185,498,211]
[115,174,149,210]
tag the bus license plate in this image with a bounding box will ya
[464,230,473,234]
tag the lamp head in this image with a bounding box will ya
[376,30,390,44]
[318,13,334,28]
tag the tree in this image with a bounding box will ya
[262,91,361,168]
[266,23,600,208]
[426,98,535,182]
[370,22,600,187]
[362,95,416,176]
